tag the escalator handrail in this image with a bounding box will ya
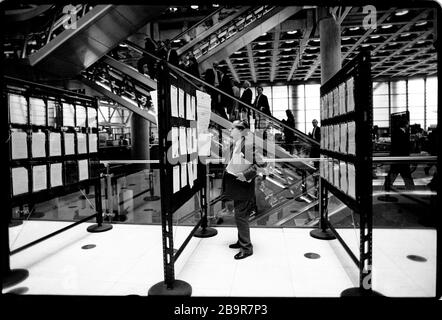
[124,40,319,147]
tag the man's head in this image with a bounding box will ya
[213,61,219,69]
[230,120,249,140]
[257,86,263,95]
[312,119,318,127]
[242,80,251,89]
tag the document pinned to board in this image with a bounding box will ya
[179,126,187,155]
[11,131,28,160]
[77,133,87,154]
[185,93,192,120]
[170,85,178,117]
[172,127,179,159]
[88,134,98,153]
[32,132,46,158]
[12,167,28,195]
[178,88,185,118]
[193,158,198,183]
[347,121,356,155]
[188,161,194,188]
[50,163,63,188]
[340,161,348,194]
[348,163,356,199]
[173,165,180,193]
[32,165,47,192]
[49,132,62,156]
[181,162,187,188]
[64,133,75,155]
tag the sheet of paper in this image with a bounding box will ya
[347,121,356,155]
[348,163,356,199]
[32,132,46,158]
[185,93,192,120]
[11,131,28,159]
[319,156,325,179]
[29,97,46,126]
[333,88,339,116]
[76,105,87,127]
[340,122,347,154]
[64,133,75,155]
[186,128,192,154]
[170,85,178,117]
[188,161,194,188]
[179,126,187,155]
[88,107,97,128]
[171,127,179,159]
[50,163,63,188]
[334,124,340,153]
[346,77,355,112]
[339,83,346,115]
[193,158,198,182]
[191,95,196,120]
[63,103,75,127]
[78,159,89,181]
[198,132,211,156]
[9,94,28,124]
[12,167,28,195]
[173,165,180,193]
[333,160,340,189]
[340,161,348,194]
[328,126,334,152]
[196,90,212,133]
[192,128,197,153]
[324,126,329,151]
[88,134,97,153]
[328,158,334,185]
[178,88,185,118]
[47,100,58,127]
[33,165,47,192]
[180,163,187,188]
[324,157,329,181]
[49,132,61,156]
[77,133,87,154]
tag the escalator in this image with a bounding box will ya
[79,39,321,227]
[21,5,169,78]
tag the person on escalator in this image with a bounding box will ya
[282,109,296,154]
[221,120,265,260]
[218,65,234,120]
[137,37,157,79]
[239,80,253,121]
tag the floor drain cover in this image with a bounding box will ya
[81,244,96,250]
[304,252,320,259]
[406,255,427,262]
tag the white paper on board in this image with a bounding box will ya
[178,88,185,118]
[50,163,63,187]
[196,90,211,133]
[347,77,355,112]
[333,88,340,116]
[198,133,211,156]
[78,159,89,181]
[88,134,98,153]
[348,163,356,199]
[9,94,28,124]
[63,103,75,127]
[191,95,196,120]
[188,162,194,188]
[179,127,187,155]
[334,124,340,153]
[173,165,180,193]
[76,105,87,127]
[88,107,97,128]
[77,133,87,154]
[12,167,28,195]
[33,165,47,192]
[348,121,356,155]
[340,123,347,154]
[64,133,75,155]
[186,93,192,120]
[49,132,62,156]
[192,128,197,153]
[172,127,179,159]
[187,128,192,154]
[29,97,46,126]
[11,131,28,159]
[339,83,346,115]
[32,132,46,158]
[181,162,187,188]
[170,85,178,117]
[193,158,198,182]
[340,161,348,194]
[333,160,340,189]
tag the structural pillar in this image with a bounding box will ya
[319,7,341,85]
[131,114,150,165]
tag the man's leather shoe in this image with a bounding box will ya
[229,243,241,249]
[234,251,253,260]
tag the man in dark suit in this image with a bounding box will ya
[221,120,264,260]
[239,80,253,120]
[164,39,179,67]
[309,119,321,169]
[383,118,415,191]
[253,86,271,130]
[204,61,226,118]
[218,65,234,119]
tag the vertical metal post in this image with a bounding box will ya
[194,163,218,238]
[310,177,335,240]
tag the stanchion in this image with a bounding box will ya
[194,167,217,238]
[310,178,336,240]
[87,179,112,233]
[2,269,29,289]
[148,279,192,296]
[143,170,160,201]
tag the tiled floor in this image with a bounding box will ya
[4,221,437,297]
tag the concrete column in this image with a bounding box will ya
[319,7,341,84]
[152,22,160,41]
[131,114,150,164]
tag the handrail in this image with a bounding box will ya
[124,40,319,146]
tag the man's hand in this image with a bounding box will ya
[236,172,247,182]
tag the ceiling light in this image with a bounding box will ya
[285,40,294,44]
[381,24,393,29]
[362,44,371,47]
[190,5,199,10]
[287,30,297,34]
[312,39,320,42]
[258,42,266,45]
[173,39,181,43]
[395,9,409,16]
[342,37,351,40]
[259,50,266,53]
[400,33,411,37]
[283,48,292,51]
[259,57,266,60]
[170,7,178,12]
[416,21,427,26]
[212,4,219,7]
[370,35,380,39]
[417,40,426,44]
[234,51,241,54]
[349,26,360,31]
[262,33,267,36]
[283,55,289,58]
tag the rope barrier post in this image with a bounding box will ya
[87,173,113,233]
[194,163,217,238]
[310,178,335,240]
[143,169,160,201]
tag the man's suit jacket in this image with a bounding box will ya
[204,68,220,86]
[253,94,271,116]
[240,88,253,106]
[221,136,261,201]
[312,126,321,142]
[219,74,233,108]
[167,48,179,66]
